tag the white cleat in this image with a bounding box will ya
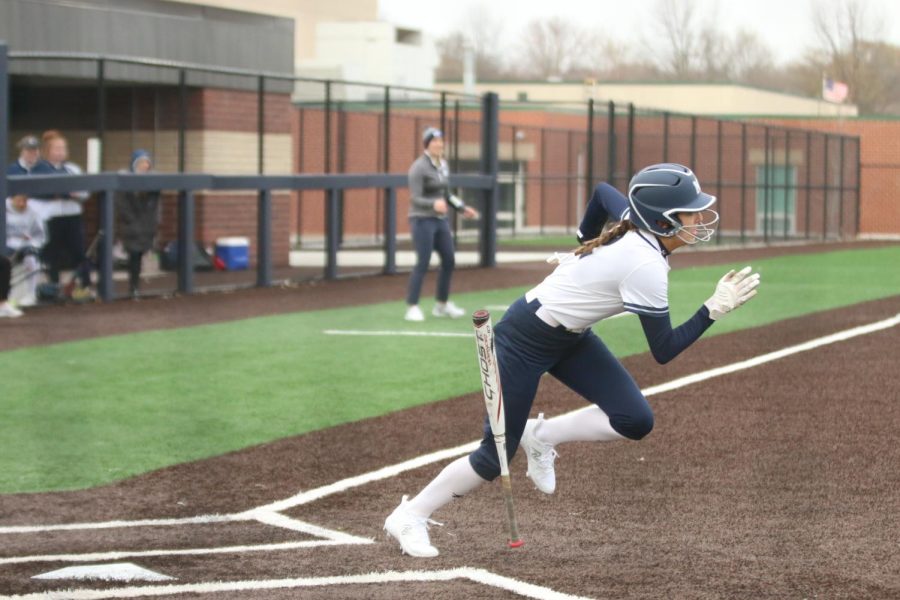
[521,413,558,494]
[0,302,24,319]
[405,305,425,322]
[384,495,442,558]
[432,301,465,319]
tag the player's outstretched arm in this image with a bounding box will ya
[638,266,761,364]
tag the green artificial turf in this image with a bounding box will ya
[1,245,898,493]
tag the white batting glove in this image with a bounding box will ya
[704,266,761,320]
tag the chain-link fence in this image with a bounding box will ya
[3,51,863,298]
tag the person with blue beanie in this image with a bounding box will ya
[115,150,160,298]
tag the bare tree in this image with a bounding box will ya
[434,5,510,81]
[698,28,774,81]
[811,0,886,107]
[566,29,648,80]
[515,17,588,79]
[648,0,701,77]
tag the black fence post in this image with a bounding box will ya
[452,99,460,173]
[690,115,697,170]
[715,119,723,244]
[822,134,829,240]
[178,69,187,173]
[336,100,345,246]
[383,187,397,275]
[98,189,114,301]
[325,187,339,279]
[763,127,770,243]
[805,131,812,239]
[440,91,447,135]
[854,138,862,237]
[96,58,106,169]
[566,130,573,232]
[383,86,391,173]
[0,42,7,249]
[257,75,265,174]
[662,112,670,162]
[606,100,616,185]
[479,92,499,268]
[382,86,393,258]
[740,123,747,243]
[586,98,594,203]
[177,189,195,294]
[784,130,791,240]
[324,81,332,174]
[627,103,635,181]
[256,189,272,287]
[838,136,845,238]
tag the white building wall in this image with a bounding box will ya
[297,22,438,100]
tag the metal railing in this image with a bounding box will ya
[6,170,495,302]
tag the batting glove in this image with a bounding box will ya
[704,266,761,320]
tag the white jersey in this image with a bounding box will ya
[41,162,89,219]
[5,198,47,250]
[526,230,670,330]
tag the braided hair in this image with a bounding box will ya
[573,220,639,257]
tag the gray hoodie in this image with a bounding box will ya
[407,152,450,219]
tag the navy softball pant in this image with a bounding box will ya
[406,216,455,305]
[468,296,654,481]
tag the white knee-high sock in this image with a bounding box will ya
[537,406,625,446]
[405,455,487,518]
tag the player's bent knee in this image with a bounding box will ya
[611,411,655,440]
[468,451,500,482]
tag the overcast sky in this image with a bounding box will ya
[378,0,899,66]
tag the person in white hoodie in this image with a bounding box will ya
[5,193,47,307]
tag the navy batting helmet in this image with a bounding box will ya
[627,163,718,243]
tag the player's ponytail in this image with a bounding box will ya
[573,220,638,257]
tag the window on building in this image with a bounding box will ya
[756,166,796,237]
[517,92,528,101]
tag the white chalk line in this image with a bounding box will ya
[322,308,630,338]
[1,567,595,600]
[324,329,472,338]
[2,311,897,565]
[0,509,372,566]
[0,515,234,535]
[245,509,371,544]
[0,540,362,567]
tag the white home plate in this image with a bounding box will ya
[32,562,174,582]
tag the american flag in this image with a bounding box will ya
[822,78,849,103]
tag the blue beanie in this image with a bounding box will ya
[130,149,152,172]
[422,127,443,148]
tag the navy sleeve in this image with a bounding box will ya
[577,183,631,243]
[638,305,715,365]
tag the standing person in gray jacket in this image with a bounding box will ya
[404,127,479,322]
[116,150,160,298]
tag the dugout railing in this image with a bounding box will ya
[4,170,496,302]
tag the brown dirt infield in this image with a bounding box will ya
[1,241,898,599]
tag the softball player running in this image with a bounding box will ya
[384,163,761,557]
